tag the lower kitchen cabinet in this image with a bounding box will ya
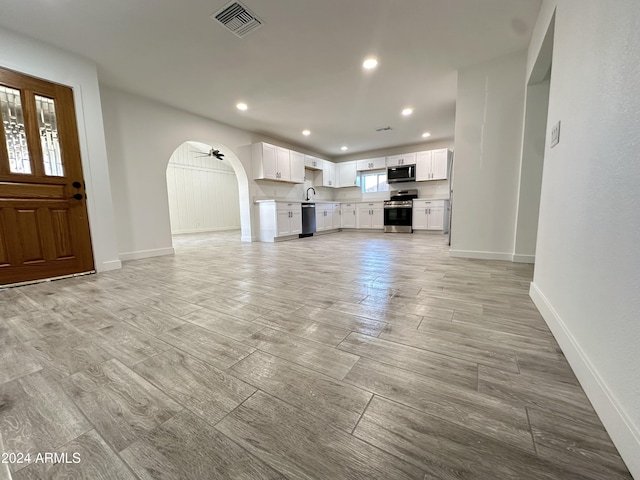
[413,199,448,232]
[331,203,341,229]
[257,201,302,242]
[341,203,357,228]
[357,202,384,229]
[316,203,341,231]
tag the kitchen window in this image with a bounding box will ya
[361,170,388,193]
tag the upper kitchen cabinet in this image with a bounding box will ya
[431,149,450,180]
[356,157,386,171]
[337,161,358,188]
[276,146,291,180]
[386,152,417,167]
[252,142,304,183]
[289,150,305,183]
[416,150,432,181]
[416,148,451,181]
[304,154,322,170]
[253,142,277,180]
[314,159,336,187]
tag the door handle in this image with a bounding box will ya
[72,181,82,189]
[72,193,84,200]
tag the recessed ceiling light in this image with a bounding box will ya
[236,102,248,111]
[402,108,413,116]
[363,57,378,70]
[341,146,348,151]
[421,132,431,138]
[302,129,311,136]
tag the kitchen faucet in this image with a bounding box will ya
[305,187,316,201]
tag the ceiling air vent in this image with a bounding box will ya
[375,126,393,132]
[212,1,263,38]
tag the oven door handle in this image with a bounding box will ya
[384,205,413,209]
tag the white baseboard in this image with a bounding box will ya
[449,249,513,261]
[98,259,122,272]
[530,282,640,479]
[171,226,240,235]
[119,247,175,262]
[512,254,535,263]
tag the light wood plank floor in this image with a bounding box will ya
[0,231,632,479]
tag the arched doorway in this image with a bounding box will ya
[165,141,253,245]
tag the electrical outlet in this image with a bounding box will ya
[550,121,561,148]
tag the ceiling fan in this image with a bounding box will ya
[193,148,225,160]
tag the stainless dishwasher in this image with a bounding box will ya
[300,203,316,237]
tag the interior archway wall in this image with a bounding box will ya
[101,87,327,260]
[101,88,256,261]
[167,141,243,236]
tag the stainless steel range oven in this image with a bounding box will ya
[384,189,418,233]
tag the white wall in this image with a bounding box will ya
[101,88,254,257]
[167,142,240,235]
[451,50,527,260]
[0,27,121,272]
[101,87,333,256]
[513,79,549,262]
[528,2,640,477]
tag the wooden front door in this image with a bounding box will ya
[0,67,94,286]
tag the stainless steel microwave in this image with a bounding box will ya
[387,164,416,184]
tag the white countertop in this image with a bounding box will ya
[255,198,357,204]
[414,196,450,201]
[254,197,449,204]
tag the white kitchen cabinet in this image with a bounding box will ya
[325,161,336,187]
[253,142,277,180]
[252,142,303,183]
[314,159,336,187]
[315,203,340,231]
[416,149,450,181]
[331,203,342,229]
[289,150,305,183]
[304,154,322,170]
[315,205,328,232]
[413,199,447,231]
[257,201,302,241]
[356,157,386,171]
[276,147,291,181]
[386,152,417,167]
[337,161,358,188]
[431,149,449,180]
[416,150,432,182]
[357,202,384,229]
[276,202,302,236]
[341,203,357,228]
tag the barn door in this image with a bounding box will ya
[0,67,94,286]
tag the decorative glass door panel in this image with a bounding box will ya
[35,95,64,176]
[0,66,94,285]
[0,85,32,174]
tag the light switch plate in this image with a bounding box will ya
[550,121,561,148]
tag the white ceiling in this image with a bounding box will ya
[0,0,541,157]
